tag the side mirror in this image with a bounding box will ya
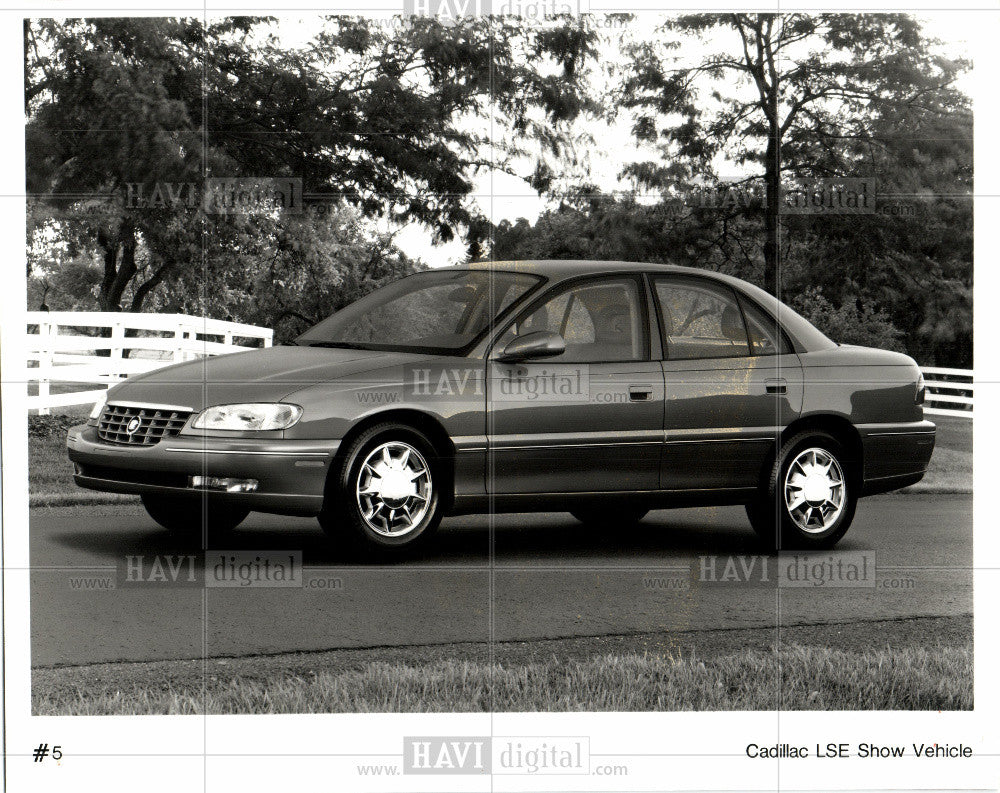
[496,331,566,363]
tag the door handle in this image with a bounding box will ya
[629,385,654,401]
[765,378,787,395]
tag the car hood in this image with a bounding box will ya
[105,345,430,411]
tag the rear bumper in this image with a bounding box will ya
[858,419,937,496]
[67,425,338,516]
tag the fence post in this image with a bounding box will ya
[173,325,185,363]
[37,320,53,416]
[110,319,124,361]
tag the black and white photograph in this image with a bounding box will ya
[0,1,992,791]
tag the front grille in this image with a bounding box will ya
[97,404,192,446]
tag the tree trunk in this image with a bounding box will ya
[761,18,781,300]
[129,261,171,312]
[97,231,118,313]
[764,102,781,300]
[763,124,780,300]
[96,219,138,357]
[96,218,138,312]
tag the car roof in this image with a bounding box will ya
[455,259,836,354]
[461,259,711,281]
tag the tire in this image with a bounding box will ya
[318,422,443,559]
[570,506,648,528]
[747,431,857,551]
[141,494,249,538]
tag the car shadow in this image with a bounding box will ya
[44,507,773,566]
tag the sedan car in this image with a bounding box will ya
[67,260,935,556]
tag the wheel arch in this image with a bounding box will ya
[775,414,864,489]
[325,409,457,512]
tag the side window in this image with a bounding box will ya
[739,295,791,356]
[654,278,750,360]
[496,278,645,363]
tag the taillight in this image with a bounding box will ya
[915,371,926,405]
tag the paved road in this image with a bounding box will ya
[29,494,971,667]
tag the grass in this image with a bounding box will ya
[29,415,81,496]
[27,415,139,507]
[33,643,971,715]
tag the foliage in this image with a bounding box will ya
[25,16,598,314]
[24,14,972,366]
[494,195,766,282]
[789,287,904,351]
[27,202,422,342]
[146,205,424,343]
[617,13,971,302]
[492,13,972,365]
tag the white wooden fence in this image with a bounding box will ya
[921,367,973,419]
[26,311,273,415]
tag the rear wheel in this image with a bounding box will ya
[747,431,856,550]
[570,506,648,528]
[141,494,249,538]
[318,423,443,559]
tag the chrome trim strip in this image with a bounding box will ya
[163,448,329,457]
[866,430,937,437]
[864,469,929,481]
[490,441,662,451]
[484,486,759,497]
[663,437,776,445]
[107,401,196,413]
[489,436,775,451]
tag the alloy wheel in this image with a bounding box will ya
[783,447,846,534]
[355,441,432,537]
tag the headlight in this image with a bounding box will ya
[191,403,303,431]
[88,395,108,424]
[915,371,926,405]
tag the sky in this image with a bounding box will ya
[280,13,975,268]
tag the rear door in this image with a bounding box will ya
[486,275,664,495]
[651,275,803,491]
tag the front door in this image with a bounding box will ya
[486,275,664,495]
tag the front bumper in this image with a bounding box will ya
[67,425,339,516]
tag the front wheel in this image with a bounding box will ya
[319,423,443,559]
[141,494,249,539]
[747,431,857,550]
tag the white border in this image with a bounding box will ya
[2,3,997,792]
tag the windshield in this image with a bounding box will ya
[295,270,543,353]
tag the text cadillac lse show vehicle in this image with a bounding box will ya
[67,261,935,557]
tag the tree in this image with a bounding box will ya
[790,286,904,352]
[150,205,423,343]
[493,193,762,277]
[618,13,969,299]
[25,16,598,313]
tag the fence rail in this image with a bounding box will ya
[921,366,973,419]
[26,311,273,415]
